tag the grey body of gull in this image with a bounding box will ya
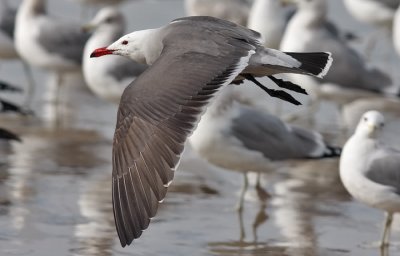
[90,16,332,246]
[340,110,400,248]
[83,7,147,103]
[0,0,35,104]
[15,0,90,103]
[189,86,341,211]
[280,0,394,98]
[247,0,293,49]
[185,0,253,26]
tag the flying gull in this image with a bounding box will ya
[90,16,332,246]
[340,110,400,248]
[189,86,341,211]
[82,7,147,103]
[15,0,90,103]
[185,0,253,26]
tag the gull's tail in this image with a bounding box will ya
[283,52,333,78]
[246,48,333,79]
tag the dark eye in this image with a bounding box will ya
[380,123,385,127]
[105,17,113,23]
[122,40,128,45]
[363,117,368,121]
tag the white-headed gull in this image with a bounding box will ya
[247,0,293,49]
[340,110,400,248]
[189,86,341,211]
[0,0,35,104]
[280,0,394,99]
[90,16,332,246]
[15,0,90,103]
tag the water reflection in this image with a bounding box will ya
[73,172,115,256]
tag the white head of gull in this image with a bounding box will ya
[82,7,147,103]
[340,110,400,248]
[90,15,333,247]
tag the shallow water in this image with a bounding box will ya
[1,1,400,256]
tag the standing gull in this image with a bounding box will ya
[280,0,394,98]
[0,0,35,104]
[189,86,341,211]
[340,110,400,248]
[247,0,293,49]
[90,16,332,246]
[343,0,400,29]
[15,0,90,103]
[82,7,147,103]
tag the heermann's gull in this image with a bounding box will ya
[189,86,341,211]
[280,0,394,97]
[82,7,147,103]
[185,0,253,26]
[15,0,90,103]
[340,111,400,248]
[90,16,332,246]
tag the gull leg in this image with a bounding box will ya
[252,204,268,244]
[22,61,36,107]
[255,173,270,202]
[238,205,245,242]
[236,173,249,212]
[380,212,393,248]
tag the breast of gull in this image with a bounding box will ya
[90,15,332,247]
